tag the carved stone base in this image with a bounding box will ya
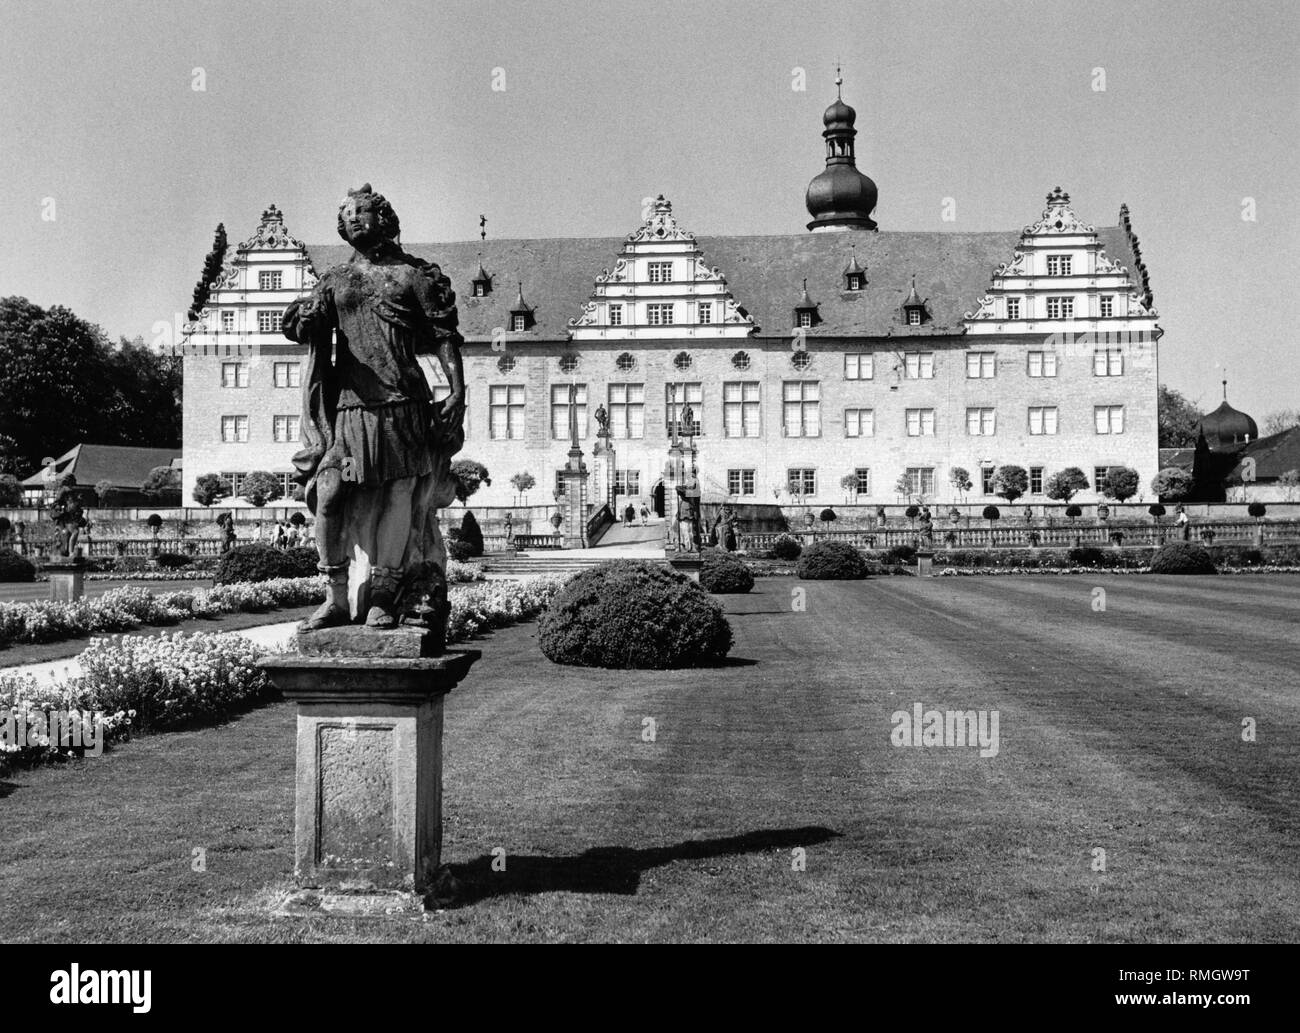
[45,560,86,602]
[258,649,479,895]
[668,556,703,582]
[915,551,934,577]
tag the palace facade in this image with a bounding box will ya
[181,82,1162,512]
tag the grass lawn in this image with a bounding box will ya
[1,574,1297,943]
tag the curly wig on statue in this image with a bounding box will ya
[336,182,400,243]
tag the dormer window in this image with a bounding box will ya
[901,277,927,327]
[843,251,866,291]
[847,273,863,291]
[510,282,535,331]
[907,309,921,326]
[471,262,493,297]
[793,279,819,329]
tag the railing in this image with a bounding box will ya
[586,502,614,544]
[738,519,1300,552]
[512,533,564,551]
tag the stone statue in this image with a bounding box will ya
[51,480,85,558]
[594,404,610,436]
[720,503,738,552]
[283,184,466,633]
[675,466,703,552]
[216,512,237,552]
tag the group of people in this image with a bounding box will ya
[621,503,651,527]
[252,520,309,548]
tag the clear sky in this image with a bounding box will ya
[2,0,1296,418]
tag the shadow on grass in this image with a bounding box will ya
[442,825,841,906]
[0,780,26,799]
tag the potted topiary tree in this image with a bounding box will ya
[1148,503,1167,545]
[146,512,163,558]
[982,504,1000,547]
[1248,501,1266,545]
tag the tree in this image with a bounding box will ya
[992,465,1028,505]
[240,471,283,507]
[188,223,229,322]
[95,479,115,505]
[459,510,485,557]
[1279,469,1300,502]
[839,473,859,500]
[894,473,913,502]
[192,473,232,506]
[1045,467,1090,504]
[1159,384,1202,448]
[949,466,972,501]
[1101,466,1140,502]
[1261,409,1300,437]
[141,465,182,501]
[452,460,490,503]
[0,473,20,507]
[509,470,536,502]
[1150,467,1193,502]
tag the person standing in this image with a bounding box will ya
[1176,506,1190,541]
[639,503,649,526]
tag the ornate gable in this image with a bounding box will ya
[568,195,756,341]
[963,187,1158,335]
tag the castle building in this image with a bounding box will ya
[181,82,1162,512]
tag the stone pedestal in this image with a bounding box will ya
[592,433,614,513]
[915,551,934,577]
[560,443,589,549]
[668,556,702,582]
[258,630,479,909]
[45,559,86,602]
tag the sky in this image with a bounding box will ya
[2,0,1297,419]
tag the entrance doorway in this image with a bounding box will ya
[652,480,665,517]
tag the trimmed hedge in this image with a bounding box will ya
[213,544,308,584]
[795,540,869,580]
[155,552,192,569]
[884,544,917,565]
[1149,542,1217,575]
[699,551,754,594]
[0,550,37,583]
[538,561,732,669]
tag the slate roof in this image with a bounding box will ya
[1229,425,1300,481]
[20,444,182,488]
[305,221,1140,344]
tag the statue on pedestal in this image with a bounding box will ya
[51,480,86,558]
[675,465,703,552]
[282,184,466,633]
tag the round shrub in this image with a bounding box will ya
[1065,505,1083,519]
[885,544,917,564]
[819,507,837,523]
[213,543,299,584]
[982,505,1001,521]
[1068,546,1106,566]
[0,549,36,583]
[795,540,869,580]
[1148,504,1166,518]
[699,551,754,594]
[771,534,803,561]
[146,513,163,530]
[155,552,192,569]
[283,545,321,578]
[289,511,307,527]
[1248,502,1267,519]
[1149,542,1217,575]
[539,562,732,669]
[905,505,920,520]
[446,538,474,562]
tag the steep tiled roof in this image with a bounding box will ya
[20,444,181,488]
[1230,426,1300,481]
[305,221,1139,343]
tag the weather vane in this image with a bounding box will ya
[479,214,487,241]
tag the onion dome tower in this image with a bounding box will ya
[805,69,878,232]
[1196,380,1258,450]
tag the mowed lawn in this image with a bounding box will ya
[1,574,1297,943]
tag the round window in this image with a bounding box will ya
[559,354,580,373]
[731,350,751,371]
[673,351,693,371]
[616,352,636,372]
[497,355,516,374]
[791,351,813,371]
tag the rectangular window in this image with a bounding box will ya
[1030,466,1044,495]
[1100,295,1114,318]
[966,407,996,435]
[845,353,873,380]
[1027,350,1058,377]
[551,384,588,439]
[847,273,863,291]
[904,352,934,379]
[221,362,249,388]
[608,383,645,439]
[613,470,641,497]
[221,471,245,496]
[905,408,935,436]
[273,361,301,388]
[1095,466,1109,492]
[258,270,283,290]
[1046,296,1074,319]
[854,468,871,495]
[646,303,675,326]
[555,471,566,497]
[665,382,703,437]
[722,381,760,438]
[1093,349,1124,376]
[647,261,672,283]
[511,314,527,332]
[965,351,996,378]
[697,302,713,324]
[257,309,283,333]
[220,310,235,332]
[905,467,935,498]
[471,282,485,297]
[907,309,922,326]
[220,415,249,443]
[1047,255,1072,276]
[1028,406,1059,435]
[797,310,813,329]
[844,408,874,437]
[981,466,997,494]
[608,304,623,326]
[273,415,300,442]
[782,381,821,437]
[1006,297,1021,319]
[489,385,526,440]
[1094,405,1125,434]
[787,468,816,497]
[727,469,756,497]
